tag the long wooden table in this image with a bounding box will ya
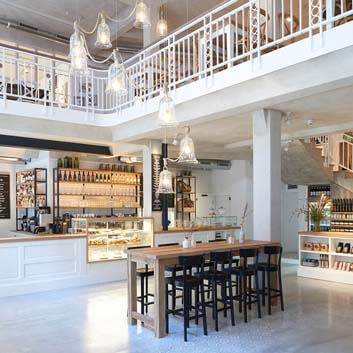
[127,239,280,338]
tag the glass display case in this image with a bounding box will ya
[196,216,238,227]
[72,217,154,263]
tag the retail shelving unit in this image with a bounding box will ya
[16,168,47,230]
[175,175,196,224]
[53,168,142,222]
[298,231,353,284]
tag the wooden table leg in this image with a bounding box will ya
[128,254,137,325]
[270,254,278,305]
[154,259,166,338]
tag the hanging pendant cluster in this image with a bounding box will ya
[69,0,169,95]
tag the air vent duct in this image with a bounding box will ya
[169,159,231,171]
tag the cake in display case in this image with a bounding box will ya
[72,217,154,263]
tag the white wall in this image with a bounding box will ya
[211,160,253,238]
[281,184,308,254]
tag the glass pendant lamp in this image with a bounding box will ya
[156,158,174,194]
[178,126,198,164]
[95,14,112,49]
[156,6,168,36]
[106,49,128,96]
[134,0,151,29]
[157,84,177,127]
[69,22,88,74]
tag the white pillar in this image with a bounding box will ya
[252,109,282,241]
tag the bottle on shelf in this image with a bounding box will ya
[57,158,63,168]
[95,173,99,183]
[63,171,67,181]
[74,157,79,169]
[78,171,81,182]
[68,171,72,182]
[59,170,62,181]
[82,171,86,182]
[73,171,77,182]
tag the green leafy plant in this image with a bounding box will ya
[293,194,330,231]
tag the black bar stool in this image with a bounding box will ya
[165,255,208,342]
[201,251,235,331]
[206,239,239,298]
[257,246,284,315]
[231,248,261,323]
[128,245,154,315]
[159,243,184,311]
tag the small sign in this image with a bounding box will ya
[0,174,10,219]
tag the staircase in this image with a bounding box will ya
[302,134,353,197]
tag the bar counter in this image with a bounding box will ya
[0,231,87,243]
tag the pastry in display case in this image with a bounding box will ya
[71,217,154,263]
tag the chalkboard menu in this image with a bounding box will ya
[152,154,163,211]
[0,174,10,219]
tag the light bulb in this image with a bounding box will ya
[106,49,127,96]
[157,84,178,127]
[156,18,168,36]
[156,159,174,194]
[178,126,198,164]
[69,21,88,74]
[134,0,151,29]
[95,14,112,49]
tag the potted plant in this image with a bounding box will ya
[294,194,330,232]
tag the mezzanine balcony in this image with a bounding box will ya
[1,0,353,130]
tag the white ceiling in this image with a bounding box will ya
[0,0,225,57]
[131,84,353,160]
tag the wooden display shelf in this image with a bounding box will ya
[58,167,141,175]
[331,211,353,214]
[56,194,140,197]
[332,252,353,257]
[179,207,196,213]
[58,180,140,186]
[56,206,142,209]
[300,249,329,255]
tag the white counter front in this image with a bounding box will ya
[0,235,127,298]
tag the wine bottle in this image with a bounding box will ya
[78,171,81,182]
[99,173,103,183]
[68,171,72,182]
[82,171,86,182]
[73,171,77,182]
[64,171,67,181]
[104,174,107,183]
[59,170,62,181]
[107,174,111,183]
[91,172,94,183]
[95,173,99,183]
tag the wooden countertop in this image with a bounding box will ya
[299,231,353,239]
[0,231,87,243]
[127,239,280,260]
[154,225,240,234]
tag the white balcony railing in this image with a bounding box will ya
[1,0,353,118]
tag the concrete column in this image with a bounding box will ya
[252,109,282,241]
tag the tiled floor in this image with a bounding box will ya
[1,264,353,353]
